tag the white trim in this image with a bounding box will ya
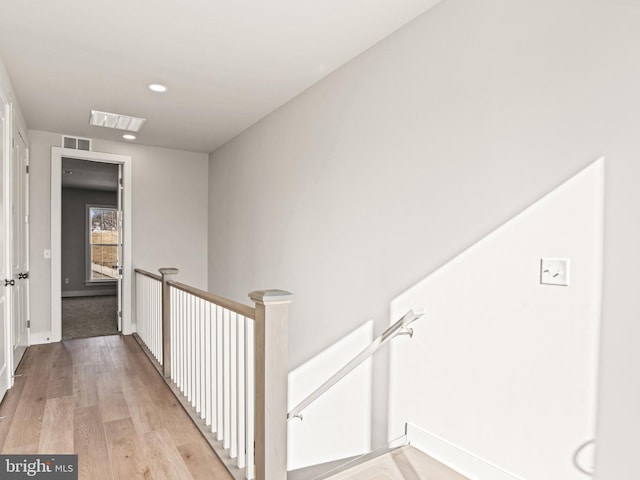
[30,330,53,345]
[405,423,523,480]
[51,147,133,340]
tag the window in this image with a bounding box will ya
[87,206,119,282]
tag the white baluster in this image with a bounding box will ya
[205,301,212,426]
[245,317,255,480]
[171,287,176,383]
[216,305,223,441]
[195,296,201,413]
[199,299,207,418]
[230,312,238,458]
[237,315,246,468]
[223,308,231,448]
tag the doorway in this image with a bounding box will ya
[61,158,120,339]
[51,147,132,342]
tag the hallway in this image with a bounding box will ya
[0,335,231,480]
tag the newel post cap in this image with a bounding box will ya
[158,267,179,276]
[249,289,294,305]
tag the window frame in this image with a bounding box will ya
[86,204,119,284]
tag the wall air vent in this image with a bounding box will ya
[62,135,92,151]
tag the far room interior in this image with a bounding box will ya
[61,158,120,340]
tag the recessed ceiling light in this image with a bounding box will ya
[148,83,167,93]
[123,134,136,140]
[89,110,146,132]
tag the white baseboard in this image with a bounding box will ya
[30,331,57,345]
[405,423,522,480]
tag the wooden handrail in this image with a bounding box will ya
[168,280,256,319]
[134,268,162,282]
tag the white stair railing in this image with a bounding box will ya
[134,269,163,363]
[134,267,293,480]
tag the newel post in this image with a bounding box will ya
[159,267,179,378]
[249,289,294,480]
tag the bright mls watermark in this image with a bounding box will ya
[0,455,77,479]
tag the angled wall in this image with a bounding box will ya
[208,0,640,478]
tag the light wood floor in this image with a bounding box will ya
[328,446,469,480]
[0,335,232,480]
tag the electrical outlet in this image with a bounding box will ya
[64,278,69,284]
[540,258,570,286]
[44,249,51,259]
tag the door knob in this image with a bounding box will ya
[4,279,15,287]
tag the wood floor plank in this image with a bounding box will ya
[2,358,51,450]
[0,376,27,452]
[120,375,164,435]
[74,405,112,480]
[143,429,193,480]
[3,442,39,454]
[178,441,232,480]
[144,382,205,448]
[47,357,74,399]
[39,396,75,453]
[73,364,99,408]
[104,418,152,480]
[96,372,130,423]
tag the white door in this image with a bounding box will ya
[11,129,28,366]
[0,94,11,401]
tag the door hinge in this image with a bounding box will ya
[118,311,122,318]
[25,165,29,174]
[27,321,30,328]
[119,267,123,276]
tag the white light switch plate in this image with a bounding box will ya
[540,258,570,286]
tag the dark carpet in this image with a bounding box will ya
[62,295,119,340]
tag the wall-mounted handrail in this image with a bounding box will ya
[287,308,424,421]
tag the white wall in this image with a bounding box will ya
[28,130,208,341]
[0,57,27,137]
[389,161,603,480]
[207,0,640,478]
[288,320,373,470]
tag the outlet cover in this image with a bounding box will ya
[540,258,570,286]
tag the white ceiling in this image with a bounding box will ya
[0,0,442,153]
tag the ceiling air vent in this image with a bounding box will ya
[62,135,92,151]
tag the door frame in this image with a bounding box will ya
[50,147,132,341]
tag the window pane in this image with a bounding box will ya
[89,206,119,281]
[90,208,118,246]
[91,245,119,280]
